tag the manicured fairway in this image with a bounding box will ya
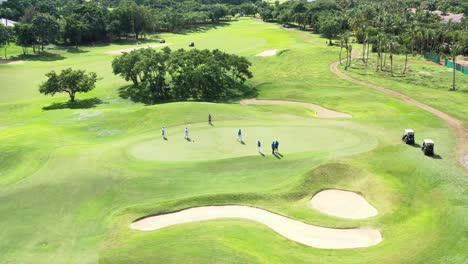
[0,18,467,264]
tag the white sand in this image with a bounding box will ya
[240,99,351,118]
[310,189,378,219]
[107,43,170,55]
[131,205,382,249]
[256,49,278,57]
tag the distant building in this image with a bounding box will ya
[0,18,16,27]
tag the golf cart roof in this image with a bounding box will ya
[423,139,434,144]
[404,129,414,134]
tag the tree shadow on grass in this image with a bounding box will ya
[42,98,103,110]
[118,84,258,105]
[172,21,232,35]
[65,47,89,54]
[12,52,65,62]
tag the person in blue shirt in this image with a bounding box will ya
[271,141,275,154]
[208,114,212,125]
[257,140,261,153]
[275,140,279,153]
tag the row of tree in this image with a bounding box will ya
[112,47,253,103]
[258,0,467,89]
[0,0,262,56]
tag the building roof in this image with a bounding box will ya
[0,18,16,27]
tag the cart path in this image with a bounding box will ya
[330,58,468,170]
[131,205,382,249]
[240,99,352,118]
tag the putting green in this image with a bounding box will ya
[129,125,377,162]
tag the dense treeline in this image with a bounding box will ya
[112,47,253,103]
[1,0,466,58]
[0,0,263,54]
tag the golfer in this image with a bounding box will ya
[257,140,261,153]
[184,127,189,139]
[238,129,242,142]
[208,114,212,125]
[275,140,279,153]
[162,127,166,138]
[271,141,275,154]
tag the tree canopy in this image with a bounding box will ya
[39,68,99,102]
[112,47,253,104]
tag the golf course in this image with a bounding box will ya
[1,16,467,264]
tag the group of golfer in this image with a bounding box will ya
[160,114,281,155]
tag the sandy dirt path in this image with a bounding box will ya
[0,60,24,65]
[330,57,468,170]
[240,99,351,118]
[310,189,378,219]
[255,49,278,57]
[131,205,382,249]
[106,43,170,55]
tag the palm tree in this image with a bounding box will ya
[339,32,350,65]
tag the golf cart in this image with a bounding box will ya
[159,39,166,44]
[402,129,415,144]
[422,139,434,156]
[189,41,195,47]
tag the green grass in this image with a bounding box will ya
[342,52,468,125]
[0,18,467,264]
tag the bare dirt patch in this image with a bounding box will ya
[106,43,170,55]
[240,99,352,118]
[255,49,278,57]
[131,205,382,249]
[310,189,378,219]
[0,60,24,65]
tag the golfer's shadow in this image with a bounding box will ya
[273,152,283,159]
[259,152,265,157]
[185,137,192,142]
[430,154,442,159]
[409,143,421,148]
[240,140,246,145]
[163,137,168,141]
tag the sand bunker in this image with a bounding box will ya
[107,43,169,55]
[240,99,351,118]
[310,189,378,219]
[131,205,382,249]
[256,49,278,57]
[0,60,24,65]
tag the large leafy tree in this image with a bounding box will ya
[31,13,60,51]
[112,48,253,103]
[39,68,99,102]
[14,22,36,54]
[0,23,14,59]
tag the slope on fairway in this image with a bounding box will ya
[131,205,382,249]
[129,124,376,162]
[240,99,352,118]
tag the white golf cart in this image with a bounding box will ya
[422,139,434,156]
[402,129,415,145]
